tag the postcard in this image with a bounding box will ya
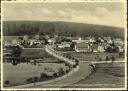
[1,0,127,90]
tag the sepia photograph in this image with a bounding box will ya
[1,0,127,90]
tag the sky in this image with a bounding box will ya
[2,2,126,28]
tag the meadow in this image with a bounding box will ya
[64,62,125,88]
[63,52,122,62]
[3,63,69,87]
[21,48,53,58]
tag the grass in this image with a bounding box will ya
[21,48,53,58]
[72,62,125,88]
[27,62,92,88]
[3,36,21,43]
[64,52,122,62]
[3,36,53,58]
[3,63,69,87]
[3,36,125,88]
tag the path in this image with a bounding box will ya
[81,60,125,64]
[8,45,93,88]
[26,62,92,88]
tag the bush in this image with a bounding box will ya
[58,68,65,76]
[65,63,69,66]
[4,80,10,85]
[105,56,109,61]
[39,73,50,81]
[65,70,69,73]
[33,76,39,82]
[53,73,58,77]
[73,64,77,68]
[111,55,115,61]
[26,78,33,83]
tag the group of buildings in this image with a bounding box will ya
[52,36,124,53]
[3,35,124,54]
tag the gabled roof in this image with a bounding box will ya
[76,42,89,48]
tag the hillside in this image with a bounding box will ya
[3,21,124,39]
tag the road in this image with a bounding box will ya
[9,45,93,88]
[27,62,92,88]
[5,45,125,88]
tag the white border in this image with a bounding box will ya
[1,0,127,90]
[0,0,126,2]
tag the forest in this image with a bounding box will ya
[3,21,124,39]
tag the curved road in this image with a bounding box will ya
[28,45,93,88]
[11,45,93,88]
[28,62,92,88]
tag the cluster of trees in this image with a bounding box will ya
[4,45,22,57]
[26,67,68,84]
[3,21,124,39]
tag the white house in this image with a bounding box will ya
[11,39,19,45]
[29,39,35,45]
[89,37,96,43]
[57,42,71,49]
[98,37,104,42]
[98,45,105,52]
[118,46,124,52]
[113,38,124,46]
[48,38,56,44]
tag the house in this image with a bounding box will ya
[29,39,35,46]
[34,40,42,44]
[92,44,98,52]
[23,35,29,40]
[98,37,105,43]
[48,38,56,44]
[118,45,124,52]
[113,38,124,46]
[44,35,50,40]
[57,42,71,48]
[102,42,110,50]
[27,39,44,46]
[57,42,71,51]
[97,44,105,52]
[34,35,40,40]
[89,37,96,43]
[75,42,89,52]
[104,37,113,44]
[11,39,21,45]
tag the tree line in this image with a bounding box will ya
[3,21,124,39]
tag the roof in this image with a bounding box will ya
[99,43,109,47]
[75,42,89,48]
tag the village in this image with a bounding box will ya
[3,34,125,64]
[1,1,126,89]
[3,34,125,87]
[4,34,124,53]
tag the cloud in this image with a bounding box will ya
[2,3,125,28]
[66,7,125,27]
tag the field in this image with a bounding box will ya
[26,62,92,88]
[3,63,69,87]
[63,52,123,62]
[21,48,53,58]
[3,36,21,43]
[2,36,126,88]
[65,62,125,88]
